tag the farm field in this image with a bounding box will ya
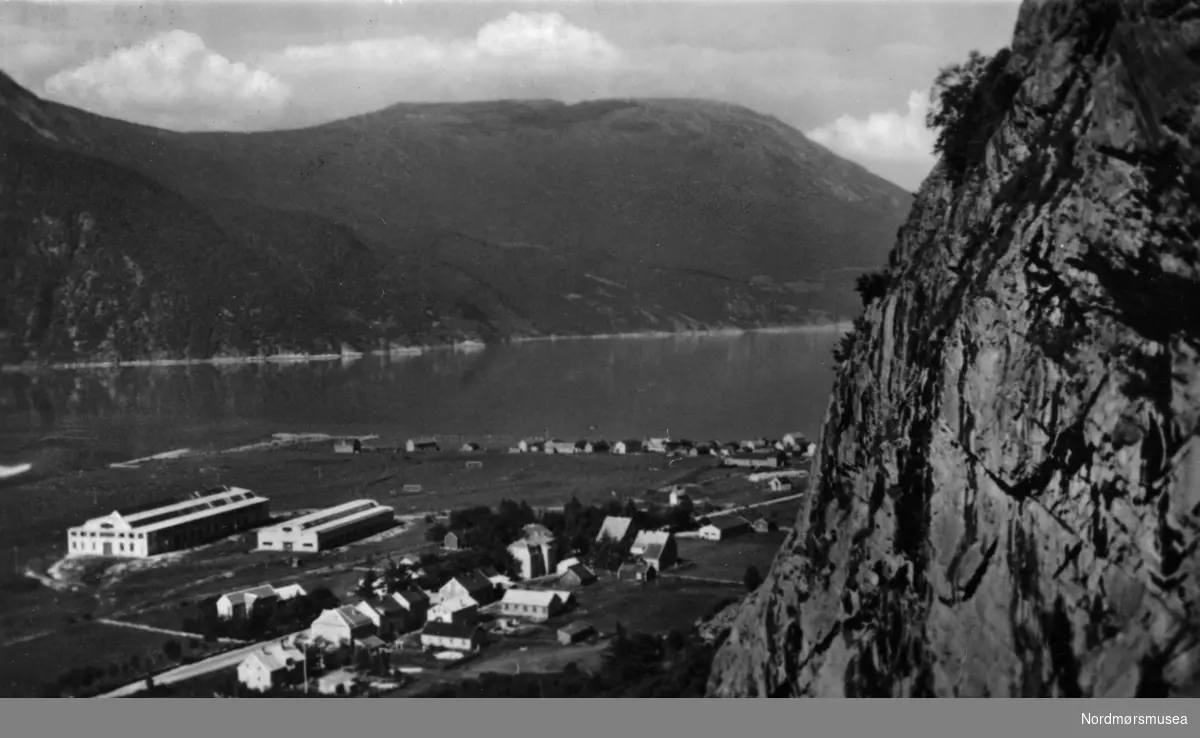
[0,621,207,697]
[674,530,789,582]
[569,575,743,635]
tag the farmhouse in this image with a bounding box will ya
[421,622,484,652]
[443,531,466,551]
[752,518,773,534]
[558,563,597,588]
[630,530,678,570]
[498,588,564,622]
[310,605,376,646]
[354,598,408,637]
[256,500,394,553]
[438,570,497,605]
[557,621,596,645]
[545,439,577,454]
[747,469,806,483]
[67,486,270,559]
[595,516,638,548]
[237,643,305,692]
[611,439,643,454]
[275,583,307,601]
[427,595,480,625]
[668,488,693,507]
[507,524,558,580]
[644,437,670,453]
[698,516,753,541]
[391,590,430,621]
[217,585,279,620]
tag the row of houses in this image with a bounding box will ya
[216,582,308,619]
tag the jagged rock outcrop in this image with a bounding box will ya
[708,0,1200,698]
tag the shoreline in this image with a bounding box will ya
[0,322,853,373]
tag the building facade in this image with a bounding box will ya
[67,486,270,559]
[256,500,394,553]
[420,622,484,652]
[498,589,564,622]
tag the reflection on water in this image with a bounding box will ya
[0,331,842,468]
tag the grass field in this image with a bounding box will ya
[674,531,789,582]
[570,575,743,635]
[0,622,201,697]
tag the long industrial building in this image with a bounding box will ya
[256,499,395,553]
[67,486,271,559]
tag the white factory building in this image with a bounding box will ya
[67,486,270,559]
[256,499,395,553]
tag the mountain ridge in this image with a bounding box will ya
[1,71,911,364]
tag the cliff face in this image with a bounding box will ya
[708,0,1200,698]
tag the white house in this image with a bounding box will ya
[668,488,692,507]
[309,605,376,646]
[217,585,279,620]
[507,524,557,580]
[354,598,407,636]
[630,530,678,570]
[644,437,670,454]
[611,439,643,455]
[698,516,753,541]
[806,442,817,457]
[544,439,577,454]
[274,583,307,601]
[516,440,530,453]
[427,595,480,625]
[236,643,305,692]
[498,588,564,622]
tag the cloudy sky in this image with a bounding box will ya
[1,0,1021,190]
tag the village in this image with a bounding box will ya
[5,430,814,698]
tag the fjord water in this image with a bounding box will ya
[0,330,842,474]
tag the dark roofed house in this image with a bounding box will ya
[699,516,753,541]
[439,570,497,605]
[559,563,597,588]
[557,620,597,645]
[421,621,485,652]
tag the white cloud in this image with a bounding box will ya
[42,30,291,130]
[275,12,620,72]
[807,90,935,161]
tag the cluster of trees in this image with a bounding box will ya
[422,625,717,698]
[38,638,220,697]
[180,588,341,642]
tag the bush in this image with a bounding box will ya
[854,270,891,309]
[926,47,1022,186]
[743,566,763,592]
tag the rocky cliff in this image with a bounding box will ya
[707,0,1200,697]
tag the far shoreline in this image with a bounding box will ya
[0,321,853,374]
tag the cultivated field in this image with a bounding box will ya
[674,530,790,582]
[569,574,744,634]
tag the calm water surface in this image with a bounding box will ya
[0,331,842,472]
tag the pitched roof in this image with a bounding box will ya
[422,621,480,640]
[564,564,595,581]
[359,598,404,615]
[355,635,387,650]
[434,594,479,612]
[559,620,595,635]
[332,604,374,629]
[596,516,634,543]
[501,588,560,608]
[222,584,278,604]
[245,644,303,672]
[521,523,555,545]
[632,529,672,549]
[641,543,665,561]
[449,571,493,593]
[393,589,429,606]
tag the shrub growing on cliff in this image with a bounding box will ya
[854,269,891,308]
[926,47,1023,186]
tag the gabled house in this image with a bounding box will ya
[498,588,565,622]
[752,517,773,534]
[595,516,638,548]
[507,524,557,580]
[275,583,307,601]
[217,585,279,620]
[237,643,305,692]
[460,442,482,452]
[557,621,596,645]
[405,439,440,453]
[611,439,643,455]
[391,589,430,620]
[630,530,678,569]
[443,531,465,551]
[559,563,597,588]
[574,439,594,454]
[698,516,753,541]
[309,605,376,646]
[438,570,497,605]
[427,595,480,625]
[354,598,407,637]
[545,439,577,454]
[421,621,484,652]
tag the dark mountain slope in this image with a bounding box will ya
[1,74,911,363]
[707,0,1200,698]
